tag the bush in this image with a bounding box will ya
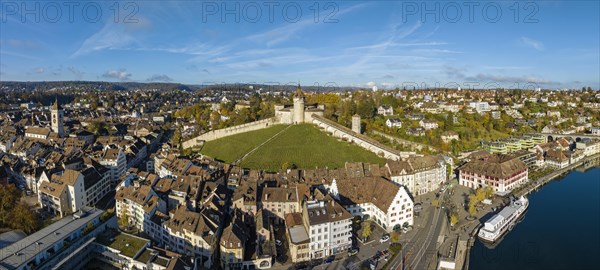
[389,243,402,255]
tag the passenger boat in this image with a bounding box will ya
[478,196,529,243]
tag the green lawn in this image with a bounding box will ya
[239,124,385,171]
[200,124,288,163]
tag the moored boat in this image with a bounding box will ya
[478,196,529,243]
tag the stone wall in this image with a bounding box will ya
[182,117,279,149]
[311,114,402,160]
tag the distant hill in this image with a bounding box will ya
[0,81,196,92]
[0,81,360,93]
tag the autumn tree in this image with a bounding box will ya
[449,211,459,226]
[361,221,372,241]
[118,207,129,228]
[0,186,41,234]
[0,185,20,226]
[468,204,477,217]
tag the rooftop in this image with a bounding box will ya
[0,207,103,270]
[96,230,150,258]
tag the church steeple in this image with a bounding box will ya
[51,97,64,138]
[52,97,62,110]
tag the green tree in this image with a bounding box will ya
[83,222,95,235]
[356,99,376,119]
[361,221,372,240]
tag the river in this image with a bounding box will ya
[468,166,600,270]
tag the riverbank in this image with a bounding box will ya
[515,153,600,198]
[461,154,600,270]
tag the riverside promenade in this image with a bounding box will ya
[515,153,600,198]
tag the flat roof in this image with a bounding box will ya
[484,206,517,231]
[0,207,104,270]
[96,231,149,258]
[288,226,309,244]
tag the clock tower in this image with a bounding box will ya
[51,98,64,138]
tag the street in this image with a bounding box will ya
[388,189,449,270]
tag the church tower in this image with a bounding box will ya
[51,98,64,138]
[293,84,305,124]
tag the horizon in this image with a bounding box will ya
[1,1,599,89]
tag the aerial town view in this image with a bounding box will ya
[0,1,599,270]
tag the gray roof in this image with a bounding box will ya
[0,207,103,270]
[288,226,309,244]
[0,231,26,249]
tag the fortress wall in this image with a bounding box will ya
[183,117,279,149]
[311,115,402,161]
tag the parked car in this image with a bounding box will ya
[275,240,282,246]
[381,250,391,261]
[380,234,390,243]
[348,248,358,256]
[324,256,335,263]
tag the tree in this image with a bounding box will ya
[83,222,95,235]
[0,185,21,226]
[449,212,459,226]
[391,231,401,243]
[468,204,477,217]
[87,120,107,135]
[356,99,376,119]
[361,221,372,241]
[172,128,181,145]
[118,207,129,228]
[8,203,41,234]
[209,111,221,130]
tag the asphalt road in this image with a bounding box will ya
[389,190,449,270]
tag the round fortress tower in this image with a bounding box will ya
[293,84,305,124]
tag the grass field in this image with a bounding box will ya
[200,124,288,163]
[200,124,385,171]
[240,124,385,171]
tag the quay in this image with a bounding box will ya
[515,153,600,198]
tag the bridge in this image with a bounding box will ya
[526,133,600,142]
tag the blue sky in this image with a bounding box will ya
[0,1,598,89]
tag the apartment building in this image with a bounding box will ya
[302,197,353,259]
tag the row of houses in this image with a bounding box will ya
[459,138,600,195]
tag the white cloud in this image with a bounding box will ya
[247,3,369,47]
[102,69,131,81]
[520,37,544,51]
[71,17,151,58]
